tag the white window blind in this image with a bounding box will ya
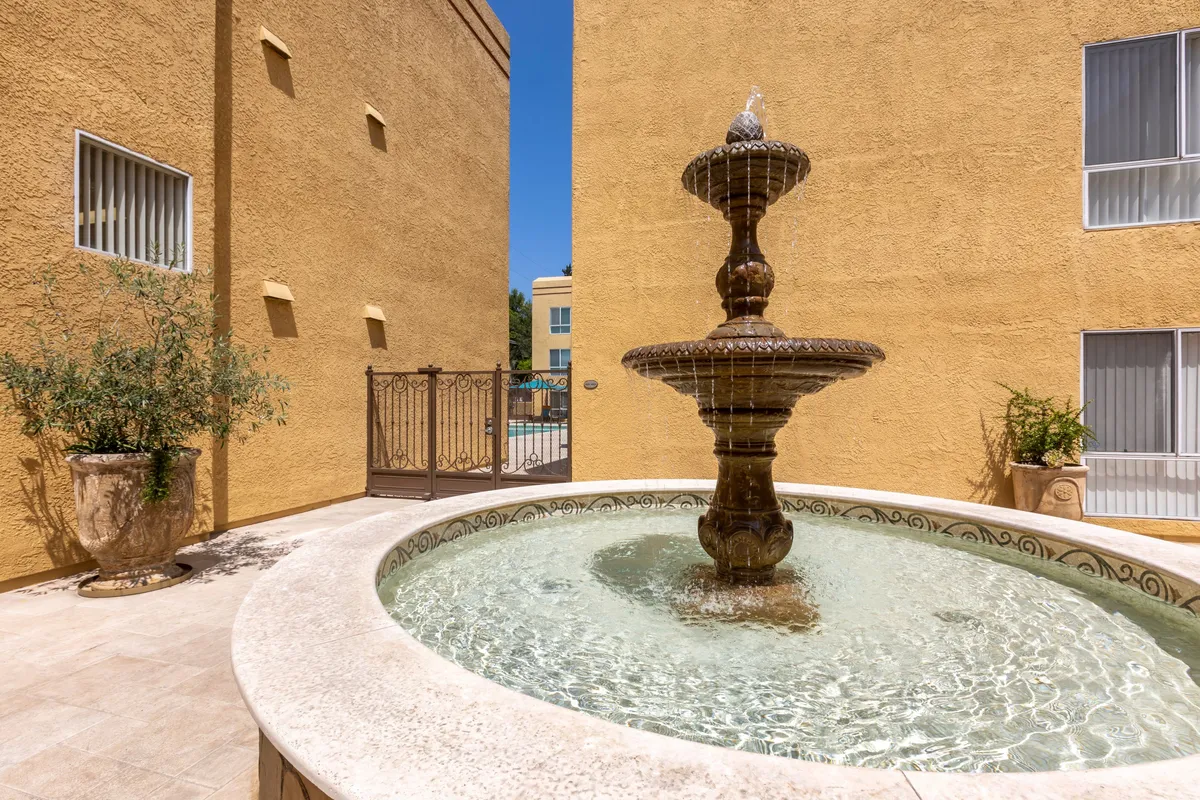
[1182,332,1200,454]
[550,306,571,335]
[1084,35,1177,166]
[1084,30,1200,228]
[1082,331,1173,453]
[1083,329,1200,519]
[1187,33,1200,154]
[76,133,191,268]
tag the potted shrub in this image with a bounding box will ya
[0,257,288,596]
[1001,384,1095,521]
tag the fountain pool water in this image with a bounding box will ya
[381,505,1200,773]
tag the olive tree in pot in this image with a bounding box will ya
[0,258,288,596]
[1002,384,1095,521]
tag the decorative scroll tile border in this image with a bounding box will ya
[374,493,710,586]
[374,492,1200,616]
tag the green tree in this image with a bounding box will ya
[509,289,532,368]
[562,264,572,276]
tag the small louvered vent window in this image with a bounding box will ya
[75,133,191,269]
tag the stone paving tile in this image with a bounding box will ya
[0,700,111,769]
[142,778,212,799]
[173,662,243,706]
[0,497,418,799]
[65,695,254,777]
[89,766,175,800]
[0,592,84,616]
[46,681,178,724]
[0,695,39,721]
[155,628,234,671]
[61,716,149,755]
[178,745,255,789]
[32,656,206,708]
[94,625,226,663]
[206,765,255,799]
[0,605,118,641]
[0,744,168,800]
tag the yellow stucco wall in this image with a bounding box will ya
[572,1,1200,540]
[0,0,508,587]
[532,275,571,371]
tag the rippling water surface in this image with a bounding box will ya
[381,510,1200,772]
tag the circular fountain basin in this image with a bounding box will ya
[232,481,1200,799]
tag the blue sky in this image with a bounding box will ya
[487,0,573,296]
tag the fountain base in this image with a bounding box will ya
[698,511,794,585]
[672,564,819,632]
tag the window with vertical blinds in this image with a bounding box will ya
[549,349,570,371]
[1083,329,1200,519]
[1084,30,1200,229]
[550,306,571,334]
[75,133,191,269]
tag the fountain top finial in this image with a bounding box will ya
[726,111,764,144]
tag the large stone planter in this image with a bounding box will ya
[67,449,200,597]
[1010,462,1088,521]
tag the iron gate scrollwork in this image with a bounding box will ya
[367,363,571,499]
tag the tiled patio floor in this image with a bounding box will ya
[0,496,418,800]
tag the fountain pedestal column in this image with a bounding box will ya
[621,104,884,587]
[698,408,793,584]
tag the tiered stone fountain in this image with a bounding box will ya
[622,106,885,586]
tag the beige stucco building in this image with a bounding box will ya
[532,275,572,371]
[573,1,1200,540]
[0,0,509,588]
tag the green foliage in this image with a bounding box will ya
[509,288,532,368]
[516,357,532,370]
[1000,384,1095,468]
[561,264,572,276]
[0,256,290,502]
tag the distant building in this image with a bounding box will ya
[532,276,572,373]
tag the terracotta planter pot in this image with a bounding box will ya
[1010,462,1088,521]
[67,449,200,597]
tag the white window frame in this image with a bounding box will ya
[1082,28,1200,231]
[1080,326,1200,519]
[73,130,194,271]
[549,348,571,371]
[549,306,571,335]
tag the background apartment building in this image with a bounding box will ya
[532,275,572,372]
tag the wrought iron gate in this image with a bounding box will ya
[366,364,571,499]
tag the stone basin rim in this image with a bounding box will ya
[231,479,1200,800]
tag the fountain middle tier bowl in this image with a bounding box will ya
[622,336,885,406]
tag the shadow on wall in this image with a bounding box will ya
[969,411,1014,508]
[367,117,387,152]
[18,437,87,571]
[263,43,294,97]
[264,298,298,338]
[367,319,387,349]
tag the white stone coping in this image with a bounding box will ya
[232,480,1200,799]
